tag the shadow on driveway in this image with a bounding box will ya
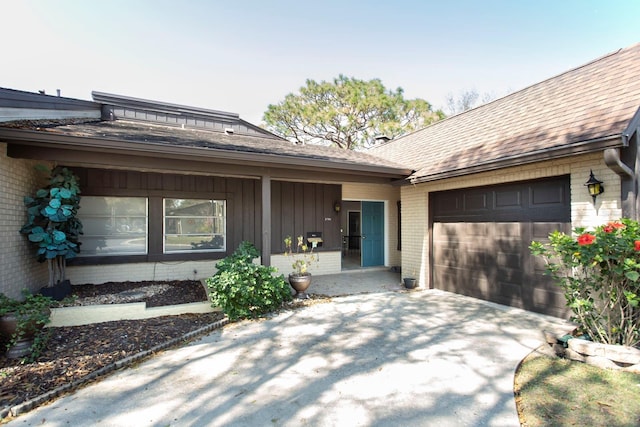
[7,289,572,426]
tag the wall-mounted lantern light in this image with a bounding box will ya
[584,170,604,203]
[334,202,342,213]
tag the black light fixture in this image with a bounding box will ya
[334,201,342,213]
[585,170,604,203]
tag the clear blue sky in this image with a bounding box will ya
[2,0,638,124]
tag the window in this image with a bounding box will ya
[164,199,226,253]
[78,197,148,256]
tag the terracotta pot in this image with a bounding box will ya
[289,273,312,299]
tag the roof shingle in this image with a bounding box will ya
[2,118,408,173]
[371,43,640,183]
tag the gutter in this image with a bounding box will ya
[622,107,640,145]
[0,128,413,178]
[604,118,640,219]
[407,134,625,185]
[604,148,634,178]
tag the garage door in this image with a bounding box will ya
[431,176,571,318]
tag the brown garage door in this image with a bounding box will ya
[431,176,571,318]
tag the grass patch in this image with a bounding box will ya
[515,351,640,426]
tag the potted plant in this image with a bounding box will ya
[20,166,83,300]
[0,290,54,360]
[284,235,319,299]
[403,269,417,289]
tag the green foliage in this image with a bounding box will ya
[206,242,291,321]
[0,290,54,362]
[284,235,318,276]
[263,74,445,150]
[445,89,496,115]
[20,166,83,287]
[530,219,640,347]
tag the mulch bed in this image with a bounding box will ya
[0,280,221,419]
[62,279,209,307]
[0,280,332,420]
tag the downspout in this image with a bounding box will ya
[604,147,634,177]
[604,136,637,219]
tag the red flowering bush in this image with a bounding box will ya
[530,219,640,347]
[577,233,596,246]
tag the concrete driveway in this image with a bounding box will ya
[7,279,572,426]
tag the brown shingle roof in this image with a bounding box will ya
[371,43,640,183]
[1,118,409,175]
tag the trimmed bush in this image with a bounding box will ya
[206,242,291,321]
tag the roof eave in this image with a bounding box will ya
[407,134,625,185]
[0,128,412,178]
[623,107,640,143]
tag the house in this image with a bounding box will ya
[372,42,640,317]
[1,42,639,318]
[0,89,408,300]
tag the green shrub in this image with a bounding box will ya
[530,219,640,347]
[206,241,292,321]
[0,290,54,362]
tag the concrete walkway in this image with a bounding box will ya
[7,272,572,426]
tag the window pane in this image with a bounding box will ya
[82,197,146,216]
[164,198,226,253]
[165,199,214,216]
[165,218,216,235]
[165,234,225,252]
[78,196,148,256]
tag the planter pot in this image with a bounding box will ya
[403,278,417,289]
[0,310,49,359]
[289,274,312,299]
[40,279,72,301]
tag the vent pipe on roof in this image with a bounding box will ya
[56,89,61,97]
[374,135,391,143]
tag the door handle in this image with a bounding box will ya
[362,235,366,240]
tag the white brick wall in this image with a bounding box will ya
[401,153,623,289]
[0,143,50,298]
[67,252,343,285]
[66,260,221,285]
[399,185,428,286]
[270,251,342,277]
[569,155,621,228]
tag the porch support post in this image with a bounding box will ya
[261,175,272,266]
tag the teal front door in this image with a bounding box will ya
[361,201,384,267]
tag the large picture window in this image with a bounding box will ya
[164,199,226,253]
[78,197,148,256]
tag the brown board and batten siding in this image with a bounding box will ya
[70,167,262,265]
[70,168,342,266]
[430,176,571,318]
[271,181,342,254]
